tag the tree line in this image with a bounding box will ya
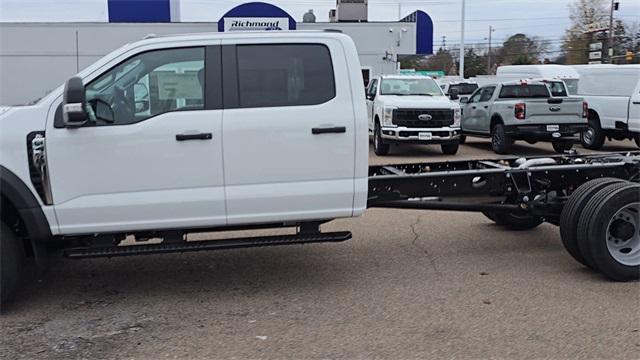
[400,0,639,77]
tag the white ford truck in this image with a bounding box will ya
[366,75,462,155]
[1,32,639,308]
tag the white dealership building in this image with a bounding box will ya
[0,1,436,106]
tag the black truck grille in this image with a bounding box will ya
[392,109,454,128]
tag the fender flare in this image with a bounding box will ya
[0,165,52,243]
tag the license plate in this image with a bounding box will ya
[547,125,560,132]
[418,132,433,141]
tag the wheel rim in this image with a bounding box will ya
[606,202,640,266]
[582,127,595,145]
[492,128,502,149]
[374,128,379,149]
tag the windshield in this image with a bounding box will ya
[380,78,443,96]
[448,83,478,95]
[563,79,579,95]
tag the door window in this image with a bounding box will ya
[367,79,378,98]
[468,88,483,103]
[479,86,495,102]
[84,47,205,126]
[236,44,335,108]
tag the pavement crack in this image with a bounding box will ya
[409,214,441,276]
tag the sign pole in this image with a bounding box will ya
[460,0,466,78]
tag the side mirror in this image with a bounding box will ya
[62,77,88,127]
[459,97,468,104]
[449,88,459,100]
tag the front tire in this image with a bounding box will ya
[634,133,640,148]
[373,123,390,156]
[580,183,640,281]
[1,223,24,310]
[552,140,573,154]
[580,118,605,150]
[491,123,512,154]
[440,143,459,155]
[459,135,466,145]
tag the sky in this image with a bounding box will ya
[1,0,639,51]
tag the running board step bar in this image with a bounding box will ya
[64,231,352,259]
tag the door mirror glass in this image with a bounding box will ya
[89,99,115,123]
[449,88,459,100]
[62,77,88,127]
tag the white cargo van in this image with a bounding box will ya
[496,65,581,95]
[571,64,640,149]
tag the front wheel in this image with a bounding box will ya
[373,123,390,156]
[459,135,466,145]
[440,143,459,155]
[552,140,573,154]
[1,223,24,310]
[634,133,640,148]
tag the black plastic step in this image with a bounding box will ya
[64,231,352,259]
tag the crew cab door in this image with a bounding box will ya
[366,78,378,129]
[462,88,484,132]
[46,45,227,234]
[220,40,356,225]
[475,86,496,133]
[628,81,640,134]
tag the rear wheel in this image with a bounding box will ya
[552,140,573,154]
[484,211,543,231]
[491,123,512,154]
[577,182,635,271]
[440,143,459,155]
[1,223,24,311]
[580,117,605,150]
[581,183,640,281]
[373,123,390,156]
[560,178,625,268]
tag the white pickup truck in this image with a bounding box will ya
[1,31,639,308]
[366,75,462,155]
[572,65,640,149]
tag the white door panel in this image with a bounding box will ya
[47,109,226,234]
[628,84,640,133]
[589,96,631,130]
[221,40,355,224]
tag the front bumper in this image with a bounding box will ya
[505,123,587,141]
[381,126,461,144]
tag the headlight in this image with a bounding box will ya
[382,106,397,127]
[453,108,461,127]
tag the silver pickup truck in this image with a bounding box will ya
[460,80,588,154]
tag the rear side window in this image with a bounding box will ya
[499,85,550,99]
[236,44,335,108]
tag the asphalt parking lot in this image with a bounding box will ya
[2,138,639,359]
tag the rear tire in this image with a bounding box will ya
[552,140,573,154]
[1,223,24,311]
[582,183,640,281]
[440,143,459,155]
[576,182,634,271]
[484,211,543,231]
[580,117,605,150]
[373,123,390,156]
[491,123,512,154]
[560,178,624,268]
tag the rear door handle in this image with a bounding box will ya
[312,126,346,135]
[472,106,477,109]
[176,132,212,141]
[483,106,489,109]
[633,101,640,105]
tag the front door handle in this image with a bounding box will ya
[484,105,489,109]
[471,106,477,109]
[176,132,212,141]
[633,101,640,105]
[312,126,346,135]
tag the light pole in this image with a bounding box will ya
[608,0,615,63]
[460,0,466,78]
[486,25,495,74]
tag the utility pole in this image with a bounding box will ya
[486,25,494,74]
[460,0,466,78]
[608,0,615,63]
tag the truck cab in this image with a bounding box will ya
[366,75,462,155]
[0,31,370,305]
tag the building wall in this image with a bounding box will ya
[0,22,416,105]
